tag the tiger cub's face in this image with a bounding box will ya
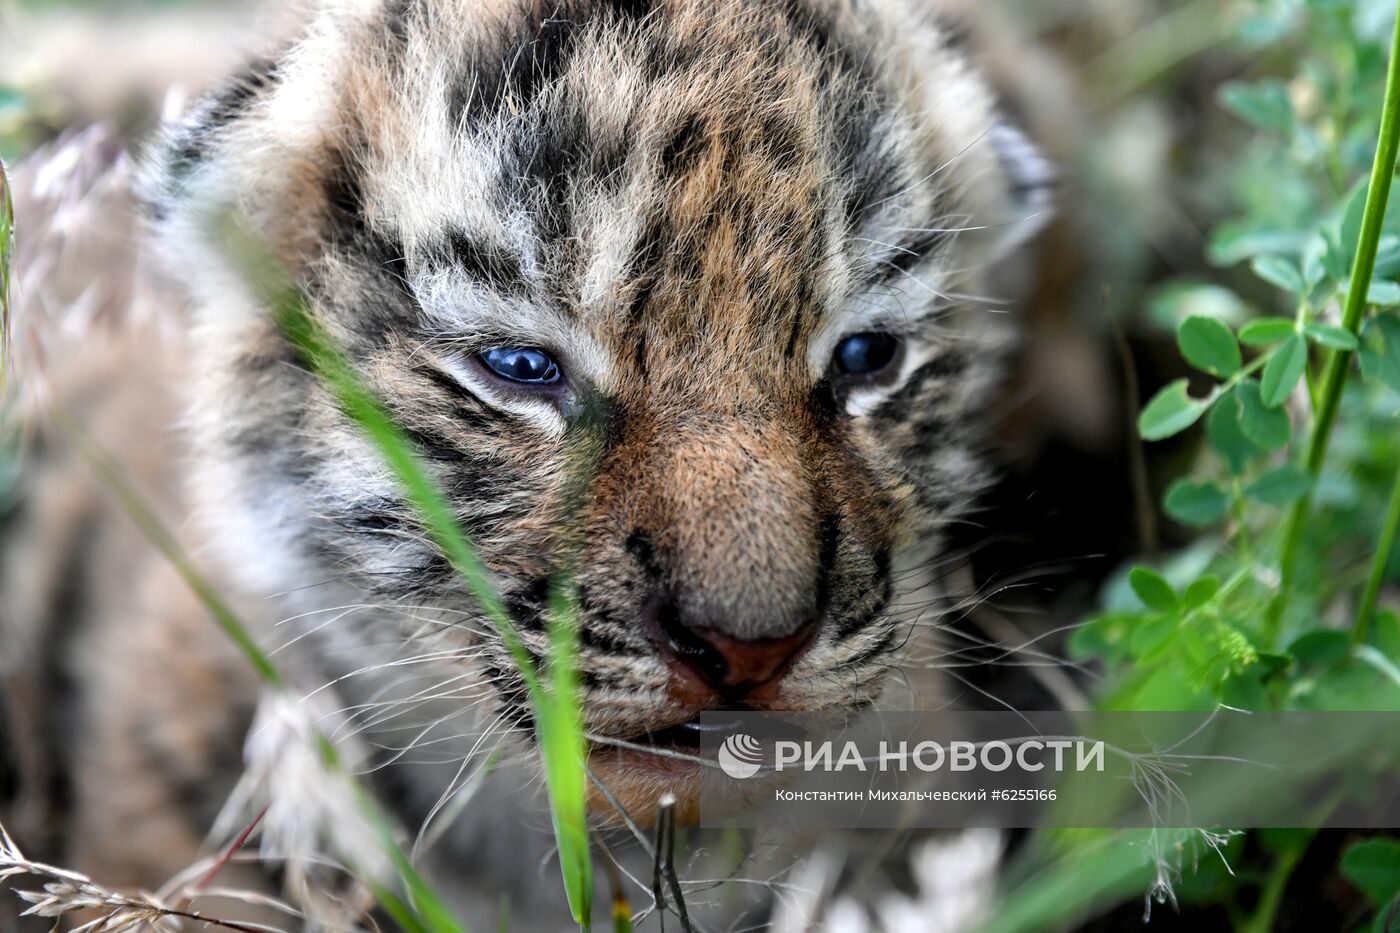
[150,0,1049,816]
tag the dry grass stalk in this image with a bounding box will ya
[0,823,288,933]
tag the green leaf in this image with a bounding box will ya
[1366,279,1400,306]
[1303,234,1331,288]
[1333,183,1400,276]
[1289,630,1351,667]
[1322,226,1349,282]
[1359,314,1400,394]
[1342,182,1370,270]
[1178,315,1243,376]
[1219,80,1294,133]
[1341,839,1400,908]
[1302,322,1359,350]
[1130,615,1179,656]
[1129,567,1179,612]
[1338,178,1400,292]
[1206,389,1261,473]
[1139,379,1210,440]
[1251,255,1306,294]
[1374,610,1400,659]
[1182,575,1220,611]
[1260,334,1309,407]
[1220,668,1269,710]
[1239,318,1297,347]
[1245,465,1313,505]
[1236,10,1296,46]
[1236,381,1291,449]
[1164,479,1230,526]
[1374,236,1400,279]
[1147,283,1249,330]
[1068,612,1134,662]
[1208,222,1308,266]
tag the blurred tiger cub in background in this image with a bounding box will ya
[1,0,1053,928]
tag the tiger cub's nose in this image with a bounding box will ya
[647,595,818,699]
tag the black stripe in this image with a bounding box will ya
[398,424,468,463]
[933,14,972,50]
[872,353,968,427]
[620,216,668,326]
[381,0,416,47]
[659,114,708,177]
[480,660,536,735]
[505,576,552,632]
[407,367,507,435]
[451,0,654,122]
[415,364,482,407]
[431,227,527,296]
[811,515,841,621]
[872,231,951,286]
[580,623,640,656]
[336,504,421,537]
[322,145,411,294]
[772,0,864,78]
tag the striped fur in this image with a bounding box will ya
[3,0,1050,924]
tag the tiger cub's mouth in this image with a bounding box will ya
[627,707,752,751]
[585,698,825,826]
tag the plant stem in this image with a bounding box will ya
[1268,7,1400,647]
[1356,460,1400,644]
[1239,841,1308,933]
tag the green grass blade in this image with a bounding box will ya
[611,894,634,933]
[370,883,435,933]
[541,587,593,927]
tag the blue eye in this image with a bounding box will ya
[833,333,900,378]
[479,347,561,385]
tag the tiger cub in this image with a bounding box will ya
[1,0,1051,927]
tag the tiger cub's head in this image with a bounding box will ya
[148,0,1051,817]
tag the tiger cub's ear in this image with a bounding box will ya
[142,59,280,221]
[919,1,1058,259]
[985,116,1057,261]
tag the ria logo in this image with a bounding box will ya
[718,733,764,779]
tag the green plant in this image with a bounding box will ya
[994,0,1400,928]
[1341,836,1400,930]
[1107,0,1400,706]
